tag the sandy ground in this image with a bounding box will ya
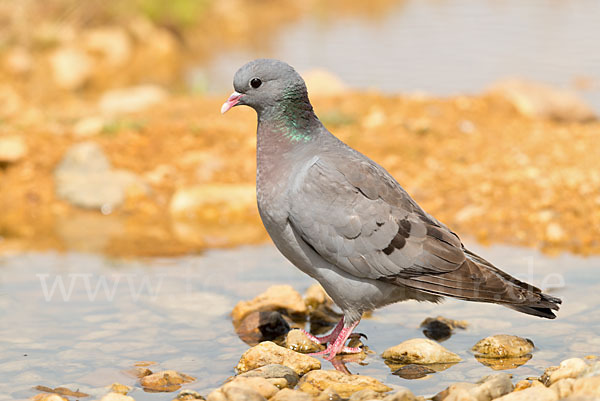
[1,91,598,257]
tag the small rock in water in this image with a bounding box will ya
[513,380,542,392]
[571,376,600,397]
[100,393,135,401]
[392,364,436,380]
[433,373,513,401]
[32,395,68,401]
[382,338,461,364]
[110,383,132,395]
[238,364,299,388]
[134,361,158,367]
[0,135,27,164]
[472,335,534,358]
[286,329,325,353]
[236,341,320,376]
[236,310,291,346]
[172,389,205,401]
[206,378,271,401]
[348,389,387,400]
[270,388,312,401]
[298,370,392,398]
[140,370,196,392]
[381,389,419,401]
[541,357,588,385]
[124,366,153,378]
[223,377,280,399]
[232,285,307,326]
[420,316,468,342]
[33,386,89,398]
[313,387,343,401]
[493,385,558,401]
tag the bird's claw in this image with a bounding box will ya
[349,332,368,341]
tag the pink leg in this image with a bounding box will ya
[309,321,362,361]
[300,318,344,344]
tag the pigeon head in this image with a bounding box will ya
[221,59,310,116]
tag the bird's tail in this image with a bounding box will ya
[392,249,562,319]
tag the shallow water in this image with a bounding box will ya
[1,242,599,400]
[204,0,600,112]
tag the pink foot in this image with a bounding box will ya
[308,321,361,361]
[300,318,344,344]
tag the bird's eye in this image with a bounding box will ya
[250,78,262,89]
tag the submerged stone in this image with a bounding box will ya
[382,338,461,364]
[472,335,534,358]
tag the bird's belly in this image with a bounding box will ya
[256,195,441,322]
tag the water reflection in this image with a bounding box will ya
[0,242,598,400]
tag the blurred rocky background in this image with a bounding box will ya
[0,0,599,256]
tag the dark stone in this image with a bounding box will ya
[392,364,436,380]
[235,310,291,345]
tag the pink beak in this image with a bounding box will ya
[221,91,244,114]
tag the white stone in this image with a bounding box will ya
[50,47,93,90]
[99,85,168,114]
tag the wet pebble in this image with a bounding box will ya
[237,341,320,376]
[206,380,268,401]
[33,386,89,398]
[100,393,135,401]
[124,367,153,379]
[32,394,68,401]
[270,388,312,401]
[232,285,307,326]
[238,364,300,388]
[172,389,205,401]
[140,370,196,392]
[541,357,588,385]
[420,316,468,342]
[236,310,291,346]
[313,387,342,401]
[471,335,534,358]
[433,373,513,401]
[571,376,600,397]
[382,338,461,364]
[109,383,132,395]
[347,389,419,401]
[297,369,392,398]
[493,386,558,401]
[286,329,324,353]
[226,377,280,399]
[392,364,436,380]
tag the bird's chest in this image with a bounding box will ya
[256,163,292,232]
